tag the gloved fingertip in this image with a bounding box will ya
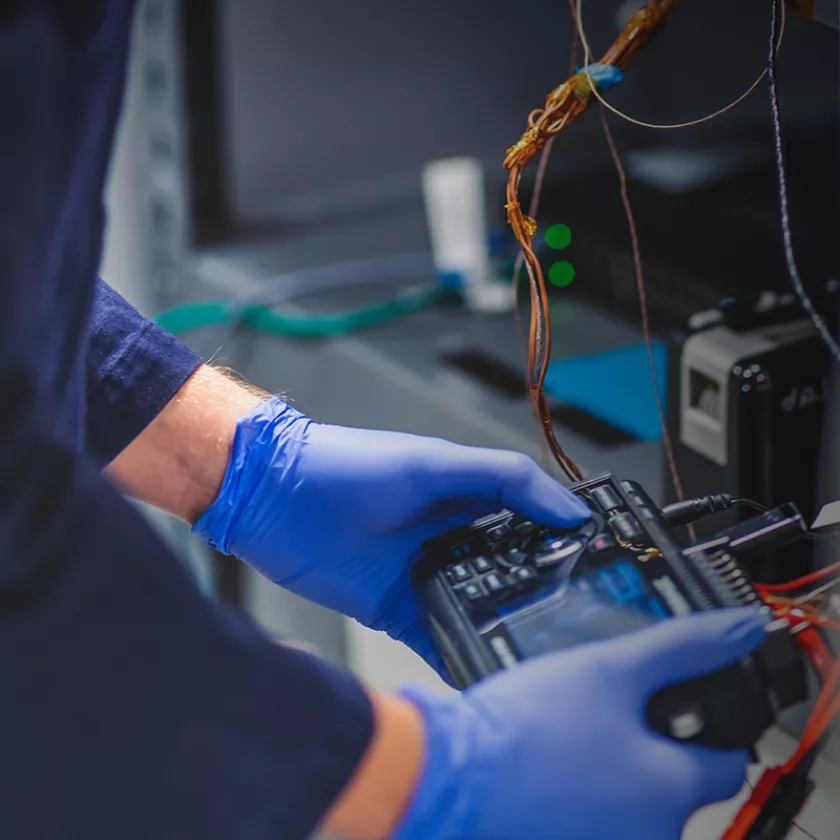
[544,487,592,525]
[623,607,769,692]
[572,498,593,519]
[525,469,584,509]
[485,457,591,527]
[724,610,768,649]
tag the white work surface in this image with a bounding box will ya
[348,623,840,840]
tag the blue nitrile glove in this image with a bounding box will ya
[193,398,590,674]
[392,608,767,840]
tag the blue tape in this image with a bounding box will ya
[577,63,624,91]
[437,270,463,290]
[542,342,668,442]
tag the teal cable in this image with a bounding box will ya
[153,285,450,338]
[153,301,231,335]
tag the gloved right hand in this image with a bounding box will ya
[391,608,767,840]
[193,398,590,680]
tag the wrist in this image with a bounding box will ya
[321,690,426,840]
[192,396,311,551]
[171,367,268,524]
[387,688,478,840]
[106,365,267,524]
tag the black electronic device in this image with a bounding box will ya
[665,295,837,584]
[412,473,809,751]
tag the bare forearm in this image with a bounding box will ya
[108,366,427,838]
[106,365,265,524]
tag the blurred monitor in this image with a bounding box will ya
[179,0,838,247]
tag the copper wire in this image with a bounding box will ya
[596,108,693,541]
[504,0,680,481]
[507,0,781,491]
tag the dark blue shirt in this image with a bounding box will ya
[0,4,373,837]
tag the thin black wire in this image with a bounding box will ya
[702,11,832,839]
[767,0,840,363]
[730,497,769,513]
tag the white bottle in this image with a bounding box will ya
[422,156,515,314]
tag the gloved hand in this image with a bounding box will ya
[193,398,590,674]
[392,608,767,840]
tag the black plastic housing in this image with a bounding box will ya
[412,473,809,751]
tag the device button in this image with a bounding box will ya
[472,555,495,574]
[461,582,485,602]
[512,520,538,537]
[577,518,599,539]
[487,524,511,542]
[505,547,529,565]
[535,540,582,569]
[591,486,622,512]
[450,563,473,582]
[590,534,615,552]
[611,513,644,544]
[512,566,537,583]
[484,572,505,593]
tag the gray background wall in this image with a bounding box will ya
[215,0,838,227]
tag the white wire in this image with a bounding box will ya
[192,252,439,350]
[232,253,438,308]
[575,0,784,131]
[793,576,840,605]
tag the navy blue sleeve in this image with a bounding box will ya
[0,389,374,839]
[87,279,203,463]
[0,4,376,837]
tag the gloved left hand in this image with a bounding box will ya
[193,398,590,675]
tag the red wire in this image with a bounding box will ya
[757,560,840,593]
[721,690,838,839]
[720,767,786,840]
[794,626,834,682]
[722,619,838,838]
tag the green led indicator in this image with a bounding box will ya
[545,223,572,251]
[549,261,576,288]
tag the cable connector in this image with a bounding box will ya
[744,772,815,840]
[661,495,735,527]
[723,766,815,840]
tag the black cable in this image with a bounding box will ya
[745,770,818,840]
[731,497,770,514]
[767,0,840,363]
[661,495,732,526]
[660,494,768,527]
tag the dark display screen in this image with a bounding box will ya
[503,561,671,658]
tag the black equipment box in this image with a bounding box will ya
[665,299,835,584]
[413,473,808,751]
